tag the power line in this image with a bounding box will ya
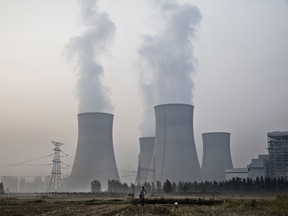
[61,151,136,174]
[2,175,51,178]
[0,164,49,166]
[0,149,137,181]
[0,154,53,170]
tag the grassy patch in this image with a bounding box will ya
[131,197,223,205]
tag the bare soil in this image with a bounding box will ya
[0,195,288,216]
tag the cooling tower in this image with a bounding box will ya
[68,113,119,191]
[201,132,233,181]
[135,137,155,185]
[150,104,201,183]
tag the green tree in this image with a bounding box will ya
[183,182,189,193]
[163,179,173,193]
[172,182,177,193]
[151,182,156,193]
[143,182,151,193]
[91,180,101,193]
[156,181,162,193]
[122,182,130,193]
[136,183,141,193]
[129,183,135,194]
[107,179,130,193]
[0,182,4,194]
[177,181,183,192]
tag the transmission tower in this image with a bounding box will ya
[48,141,64,192]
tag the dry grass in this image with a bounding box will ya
[0,194,288,215]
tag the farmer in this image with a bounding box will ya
[139,186,147,206]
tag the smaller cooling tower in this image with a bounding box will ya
[150,104,201,183]
[201,132,233,181]
[68,113,119,191]
[135,137,155,185]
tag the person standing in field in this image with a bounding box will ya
[139,186,147,206]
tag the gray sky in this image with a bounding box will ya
[0,0,287,183]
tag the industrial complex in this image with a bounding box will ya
[1,110,288,192]
[226,131,288,181]
[134,108,288,184]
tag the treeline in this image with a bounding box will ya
[91,177,288,194]
[0,182,4,194]
[91,180,130,193]
[107,180,129,193]
[160,177,288,193]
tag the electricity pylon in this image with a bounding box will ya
[48,141,64,192]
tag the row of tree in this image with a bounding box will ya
[0,182,4,194]
[159,177,288,193]
[91,177,288,194]
[91,179,130,193]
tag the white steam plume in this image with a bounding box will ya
[138,0,202,136]
[66,0,115,113]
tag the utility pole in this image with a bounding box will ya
[48,141,64,192]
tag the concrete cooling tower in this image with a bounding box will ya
[149,104,201,183]
[68,113,119,191]
[201,132,233,181]
[135,137,155,185]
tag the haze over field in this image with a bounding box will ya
[0,0,288,183]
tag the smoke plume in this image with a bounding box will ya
[66,0,115,113]
[138,0,202,136]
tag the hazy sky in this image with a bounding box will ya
[0,0,288,183]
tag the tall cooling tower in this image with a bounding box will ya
[135,137,155,185]
[150,104,201,183]
[68,113,119,191]
[201,132,233,181]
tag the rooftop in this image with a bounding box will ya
[267,131,288,137]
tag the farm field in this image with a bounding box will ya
[1,194,288,216]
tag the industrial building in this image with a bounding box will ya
[68,113,119,191]
[247,154,269,180]
[135,137,155,185]
[149,104,201,183]
[201,132,233,181]
[225,168,248,180]
[0,176,18,192]
[1,176,53,193]
[225,131,288,181]
[267,131,288,179]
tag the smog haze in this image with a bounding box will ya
[0,0,288,183]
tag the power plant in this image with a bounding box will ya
[226,131,288,181]
[149,104,201,183]
[201,132,233,181]
[65,110,288,189]
[267,131,288,179]
[135,137,155,185]
[68,113,119,191]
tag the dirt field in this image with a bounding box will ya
[1,195,288,216]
